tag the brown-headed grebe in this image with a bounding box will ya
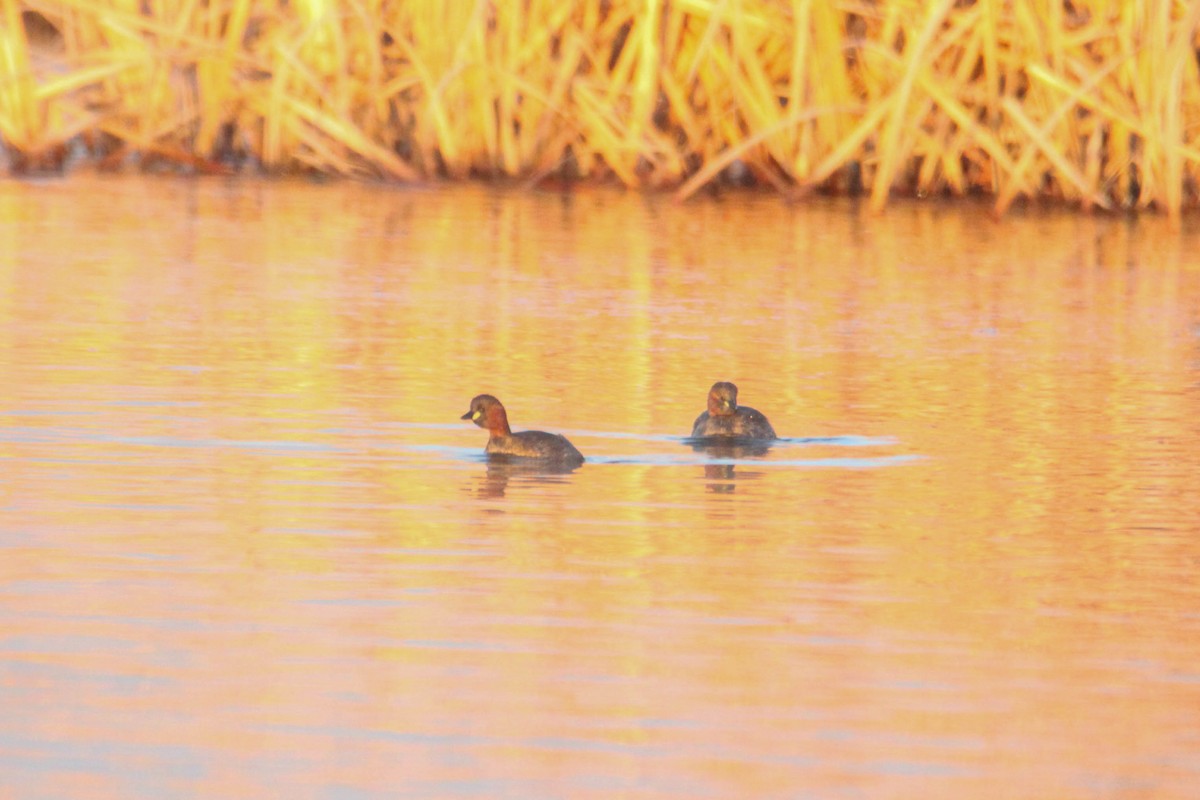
[690,381,777,440]
[462,394,584,465]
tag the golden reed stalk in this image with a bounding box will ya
[2,0,1199,219]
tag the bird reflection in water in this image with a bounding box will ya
[689,438,773,493]
[471,455,581,499]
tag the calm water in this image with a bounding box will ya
[1,177,1198,799]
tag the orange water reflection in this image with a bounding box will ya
[0,178,1198,798]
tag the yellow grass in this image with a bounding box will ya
[3,0,1200,219]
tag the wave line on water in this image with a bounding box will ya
[583,454,924,469]
[92,433,343,452]
[368,424,899,448]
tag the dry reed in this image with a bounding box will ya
[3,0,1200,219]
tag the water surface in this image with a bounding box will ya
[1,177,1199,798]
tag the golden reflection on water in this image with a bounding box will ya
[1,177,1199,798]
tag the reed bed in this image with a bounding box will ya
[3,0,1200,218]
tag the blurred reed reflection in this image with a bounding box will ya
[0,177,1198,799]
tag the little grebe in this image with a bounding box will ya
[690,381,777,440]
[462,394,585,465]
